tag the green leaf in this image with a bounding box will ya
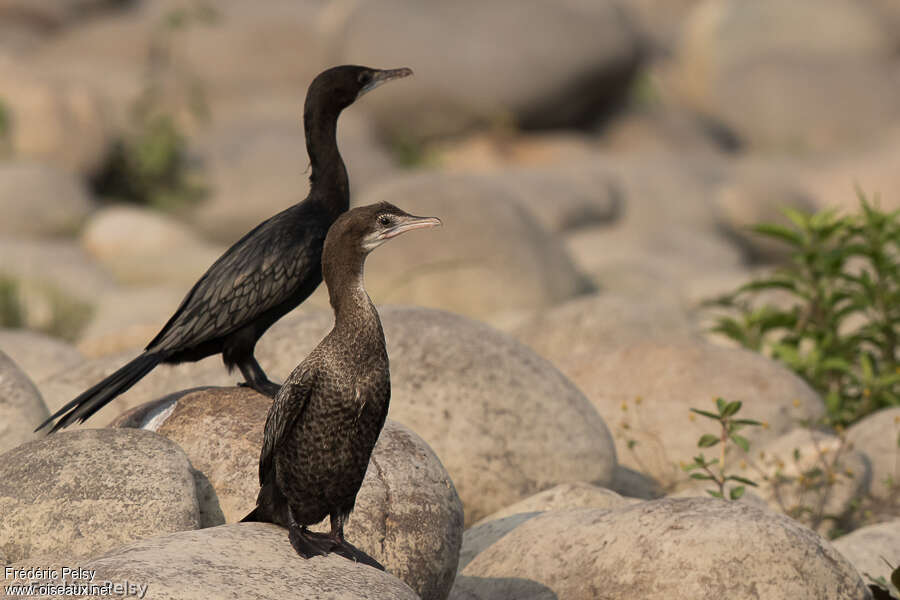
[690,473,714,481]
[716,397,727,414]
[730,434,750,452]
[698,434,720,448]
[729,486,746,500]
[707,490,724,499]
[750,223,804,247]
[733,418,763,426]
[721,401,742,417]
[725,475,759,487]
[690,408,720,420]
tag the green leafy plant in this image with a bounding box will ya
[682,398,762,500]
[709,193,899,427]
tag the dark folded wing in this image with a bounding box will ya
[259,365,315,485]
[147,208,326,352]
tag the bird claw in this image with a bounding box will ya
[238,380,282,398]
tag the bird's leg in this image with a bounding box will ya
[287,506,328,559]
[326,512,385,571]
[236,355,282,398]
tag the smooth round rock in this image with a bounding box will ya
[452,498,871,600]
[755,428,870,535]
[80,205,225,286]
[0,428,201,564]
[356,172,593,320]
[7,523,420,600]
[474,482,635,526]
[846,406,900,502]
[0,348,48,454]
[833,519,900,595]
[674,0,900,153]
[0,329,84,383]
[333,0,641,139]
[511,292,698,370]
[112,387,462,600]
[565,338,825,486]
[0,161,94,237]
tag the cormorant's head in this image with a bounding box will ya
[308,65,414,111]
[326,202,441,259]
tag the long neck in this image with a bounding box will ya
[304,100,349,213]
[323,247,381,335]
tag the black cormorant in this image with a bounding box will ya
[241,202,441,567]
[37,65,412,434]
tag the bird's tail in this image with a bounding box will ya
[36,352,163,434]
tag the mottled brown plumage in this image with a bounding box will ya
[242,202,441,567]
[37,65,412,434]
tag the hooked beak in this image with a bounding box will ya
[378,215,442,241]
[358,67,414,98]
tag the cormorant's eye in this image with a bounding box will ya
[378,215,392,227]
[358,72,372,85]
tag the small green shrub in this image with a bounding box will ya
[682,398,762,500]
[709,193,899,427]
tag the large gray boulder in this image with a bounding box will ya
[565,338,824,486]
[356,173,592,321]
[0,161,94,237]
[0,55,111,175]
[0,349,48,454]
[511,292,697,370]
[6,523,420,600]
[474,483,635,526]
[833,519,900,596]
[452,498,871,600]
[80,205,225,287]
[0,428,201,564]
[332,0,642,140]
[42,306,616,527]
[0,329,84,383]
[673,0,900,153]
[846,406,900,503]
[112,388,462,600]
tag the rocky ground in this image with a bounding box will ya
[1,0,899,598]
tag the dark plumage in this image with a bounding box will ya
[242,202,441,567]
[37,65,412,434]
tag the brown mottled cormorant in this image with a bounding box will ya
[241,202,441,567]
[37,65,413,434]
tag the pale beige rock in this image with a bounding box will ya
[0,55,111,175]
[0,428,201,564]
[712,160,819,262]
[333,0,641,139]
[356,173,592,320]
[43,306,616,527]
[75,285,187,357]
[112,388,462,600]
[0,349,48,455]
[436,131,600,173]
[845,407,900,502]
[80,205,225,286]
[452,499,871,600]
[833,519,900,595]
[674,0,900,153]
[566,338,825,487]
[190,110,395,242]
[753,428,871,535]
[0,238,116,339]
[474,483,635,527]
[7,523,420,600]
[0,329,84,383]
[0,161,94,237]
[511,292,698,371]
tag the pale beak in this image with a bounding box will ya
[378,215,442,240]
[358,67,414,97]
